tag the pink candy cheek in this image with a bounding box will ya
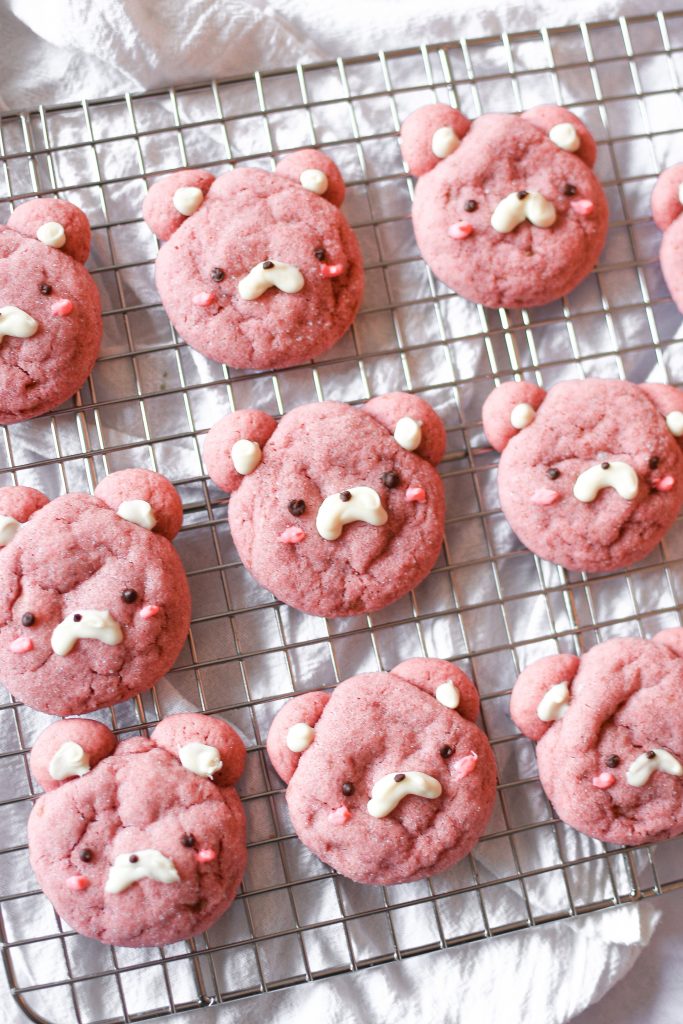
[9,636,33,654]
[452,752,478,780]
[654,475,675,492]
[278,525,305,544]
[406,486,426,503]
[319,263,344,279]
[592,772,616,789]
[139,604,160,620]
[66,874,90,891]
[192,291,216,306]
[448,221,473,240]
[196,848,216,863]
[51,298,73,316]
[327,806,352,825]
[530,487,561,506]
[570,199,594,217]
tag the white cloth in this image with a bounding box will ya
[0,2,678,1023]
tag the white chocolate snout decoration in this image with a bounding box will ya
[573,461,639,503]
[51,609,124,656]
[536,681,571,722]
[626,748,683,787]
[117,499,157,531]
[179,742,223,778]
[104,849,181,894]
[0,514,21,547]
[367,771,442,818]
[238,260,305,300]
[48,740,91,781]
[491,191,557,234]
[316,486,388,541]
[0,305,39,343]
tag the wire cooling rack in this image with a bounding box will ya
[2,10,683,1023]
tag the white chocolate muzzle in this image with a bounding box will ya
[104,849,180,894]
[51,609,124,656]
[626,748,683,787]
[316,486,388,541]
[491,191,557,234]
[367,770,442,818]
[573,461,639,503]
[0,305,39,342]
[238,260,305,300]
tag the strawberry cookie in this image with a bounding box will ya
[267,658,496,884]
[0,469,191,715]
[482,378,683,572]
[203,393,446,617]
[0,197,101,423]
[143,150,363,369]
[511,631,683,845]
[28,714,246,946]
[400,103,608,308]
[652,164,683,312]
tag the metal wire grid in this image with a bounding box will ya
[0,10,682,1023]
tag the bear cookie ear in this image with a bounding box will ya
[0,485,49,548]
[94,468,184,540]
[152,713,246,787]
[509,652,581,742]
[364,392,447,466]
[638,383,683,442]
[30,719,117,792]
[651,164,683,232]
[276,149,346,207]
[391,658,481,722]
[400,103,471,177]
[521,106,597,167]
[7,198,92,263]
[266,691,331,784]
[203,409,278,493]
[482,380,547,453]
[142,168,216,241]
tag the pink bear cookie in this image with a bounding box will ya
[203,393,447,617]
[0,197,102,423]
[510,631,683,845]
[652,164,683,312]
[0,469,191,715]
[28,714,247,946]
[400,103,608,308]
[143,150,364,370]
[267,658,496,884]
[482,378,683,572]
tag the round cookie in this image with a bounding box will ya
[400,103,608,309]
[510,632,683,845]
[0,469,191,716]
[482,378,683,572]
[0,197,102,423]
[28,713,247,947]
[203,393,447,617]
[652,164,683,312]
[143,150,364,369]
[267,658,496,885]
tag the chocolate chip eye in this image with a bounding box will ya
[339,490,351,502]
[394,772,406,782]
[440,744,453,759]
[649,456,660,470]
[314,248,325,261]
[73,613,82,622]
[79,848,93,862]
[382,471,399,488]
[122,589,138,604]
[341,782,354,796]
[464,199,478,212]
[21,612,35,627]
[129,854,139,863]
[40,283,52,295]
[288,499,306,517]
[262,260,274,269]
[547,467,560,480]
[210,267,225,282]
[564,183,577,196]
[181,833,196,847]
[517,190,528,199]
[606,754,620,768]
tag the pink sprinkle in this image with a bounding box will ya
[655,475,675,492]
[51,298,73,316]
[571,199,594,217]
[592,771,616,789]
[448,221,473,240]
[9,636,32,654]
[452,751,478,780]
[319,262,344,279]
[530,487,561,506]
[196,848,216,863]
[406,486,426,503]
[278,525,305,544]
[328,805,352,825]
[140,604,160,620]
[192,291,215,306]
[66,874,90,891]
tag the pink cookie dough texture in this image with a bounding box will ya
[652,164,683,312]
[400,103,608,309]
[28,713,247,947]
[143,150,364,370]
[0,197,102,423]
[267,658,496,885]
[203,393,447,617]
[482,378,683,572]
[0,469,191,716]
[511,632,683,845]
